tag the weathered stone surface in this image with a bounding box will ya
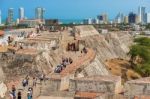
[0,26,134,98]
[75,25,99,38]
[69,75,122,94]
[0,82,7,98]
[0,67,4,82]
[80,58,110,76]
[125,77,150,97]
[37,96,73,99]
[0,26,133,82]
[78,30,133,76]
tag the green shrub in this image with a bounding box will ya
[129,37,150,77]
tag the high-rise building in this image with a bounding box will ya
[138,6,146,24]
[128,12,136,24]
[7,8,14,25]
[124,16,128,24]
[19,7,24,20]
[83,18,92,24]
[135,15,140,24]
[97,13,108,24]
[35,7,45,19]
[0,10,1,25]
[115,12,124,24]
[146,13,150,24]
[97,15,103,21]
[92,18,99,24]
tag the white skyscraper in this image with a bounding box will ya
[35,7,45,19]
[138,6,146,24]
[146,13,150,24]
[19,7,24,20]
[0,10,1,25]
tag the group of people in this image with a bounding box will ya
[62,57,73,67]
[36,24,46,34]
[54,57,73,73]
[9,85,22,99]
[9,73,46,99]
[22,75,30,89]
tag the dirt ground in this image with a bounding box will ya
[105,58,141,83]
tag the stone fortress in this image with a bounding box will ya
[0,25,149,99]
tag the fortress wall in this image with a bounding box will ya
[69,76,122,94]
[125,79,150,97]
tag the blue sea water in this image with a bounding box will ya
[59,19,83,24]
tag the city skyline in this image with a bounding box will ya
[0,0,150,20]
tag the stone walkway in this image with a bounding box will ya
[60,48,96,76]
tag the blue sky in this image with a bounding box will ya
[0,0,150,20]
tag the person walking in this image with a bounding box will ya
[32,77,37,87]
[28,87,33,99]
[17,91,21,99]
[39,72,47,85]
[39,74,44,84]
[22,79,27,90]
[27,92,32,99]
[12,85,16,99]
[9,91,13,99]
[25,75,29,86]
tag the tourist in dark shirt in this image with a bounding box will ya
[12,85,16,99]
[17,91,21,99]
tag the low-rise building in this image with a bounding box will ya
[19,19,43,28]
[143,31,150,36]
[45,19,59,26]
[83,18,92,24]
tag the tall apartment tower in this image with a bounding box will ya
[35,7,45,19]
[128,12,136,24]
[146,13,150,24]
[97,13,108,24]
[19,7,24,20]
[124,16,129,24]
[0,10,1,25]
[135,15,140,24]
[138,6,146,24]
[7,8,14,25]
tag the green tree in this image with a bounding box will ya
[129,37,150,77]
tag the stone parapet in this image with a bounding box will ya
[69,75,122,94]
[125,77,150,97]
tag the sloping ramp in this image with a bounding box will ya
[75,25,99,38]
